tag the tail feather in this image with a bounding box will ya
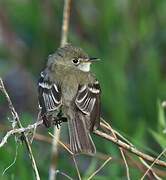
[68,110,96,155]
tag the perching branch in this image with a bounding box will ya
[95,125,166,167]
[101,119,162,179]
[1,117,166,168]
[0,78,41,180]
[0,120,43,148]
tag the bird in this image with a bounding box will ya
[38,44,101,155]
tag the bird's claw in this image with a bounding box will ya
[53,118,62,129]
[53,108,67,128]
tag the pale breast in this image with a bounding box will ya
[54,64,95,107]
[61,74,78,106]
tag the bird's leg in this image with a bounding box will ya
[53,117,67,129]
[42,114,52,128]
[57,109,67,122]
[53,109,67,128]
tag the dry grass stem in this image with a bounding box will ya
[141,148,166,180]
[100,118,130,179]
[49,132,73,155]
[87,157,112,180]
[49,132,81,180]
[61,0,72,46]
[0,78,40,180]
[55,170,73,180]
[139,158,162,180]
[72,156,81,180]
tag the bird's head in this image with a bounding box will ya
[49,44,99,72]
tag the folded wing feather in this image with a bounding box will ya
[75,81,101,131]
[38,72,62,114]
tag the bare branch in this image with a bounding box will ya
[101,118,130,179]
[1,120,165,168]
[1,117,166,169]
[0,120,43,148]
[60,0,72,47]
[0,78,41,180]
[94,128,166,167]
[101,119,163,178]
[141,148,166,180]
[1,118,166,169]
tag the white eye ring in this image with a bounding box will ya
[72,58,79,65]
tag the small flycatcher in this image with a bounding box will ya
[38,44,101,154]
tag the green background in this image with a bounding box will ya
[0,0,166,179]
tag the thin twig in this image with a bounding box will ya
[101,119,164,178]
[94,129,166,167]
[49,132,81,180]
[87,157,112,180]
[55,170,73,180]
[101,120,134,147]
[30,111,41,143]
[2,143,19,176]
[0,121,43,148]
[120,150,130,179]
[141,148,166,180]
[101,118,130,180]
[49,0,72,180]
[139,158,162,180]
[72,156,81,180]
[49,132,73,155]
[1,118,166,169]
[61,0,72,47]
[0,123,52,144]
[2,122,164,177]
[2,122,163,177]
[0,78,41,180]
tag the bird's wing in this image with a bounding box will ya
[75,80,101,131]
[38,71,62,114]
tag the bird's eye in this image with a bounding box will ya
[72,59,79,64]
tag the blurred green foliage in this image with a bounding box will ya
[0,0,166,179]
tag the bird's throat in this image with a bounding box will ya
[78,62,91,72]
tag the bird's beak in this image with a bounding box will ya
[88,57,100,63]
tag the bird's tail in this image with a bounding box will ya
[68,110,96,155]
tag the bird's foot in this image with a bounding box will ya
[53,117,67,129]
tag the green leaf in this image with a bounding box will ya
[157,100,166,130]
[150,130,166,149]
